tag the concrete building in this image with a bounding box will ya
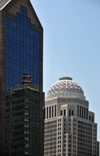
[0,0,43,155]
[44,77,99,156]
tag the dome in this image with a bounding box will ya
[46,77,85,100]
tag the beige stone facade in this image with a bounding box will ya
[44,77,99,156]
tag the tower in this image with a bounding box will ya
[6,73,43,156]
[44,77,99,156]
[0,0,43,155]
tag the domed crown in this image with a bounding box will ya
[46,77,85,100]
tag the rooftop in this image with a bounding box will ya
[46,77,85,100]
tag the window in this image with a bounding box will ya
[49,107,51,118]
[64,110,66,116]
[77,105,79,117]
[69,109,71,117]
[89,116,91,120]
[86,108,88,119]
[55,105,56,117]
[82,107,83,118]
[47,107,48,119]
[92,117,94,121]
[72,110,74,116]
[60,110,62,116]
[80,106,81,117]
[84,107,85,119]
[52,106,53,117]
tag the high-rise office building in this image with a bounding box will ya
[44,77,99,156]
[0,0,43,155]
[6,73,44,156]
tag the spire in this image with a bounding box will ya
[59,77,72,80]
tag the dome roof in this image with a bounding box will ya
[46,77,85,100]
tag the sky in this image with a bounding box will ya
[31,0,100,141]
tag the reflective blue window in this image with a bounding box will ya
[6,5,40,89]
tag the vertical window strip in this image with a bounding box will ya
[77,105,79,117]
[84,107,85,119]
[80,106,81,117]
[82,107,83,118]
[49,107,51,118]
[55,105,56,117]
[69,109,71,117]
[64,110,66,116]
[86,108,88,119]
[72,110,74,116]
[60,110,62,116]
[47,107,48,119]
[52,106,53,117]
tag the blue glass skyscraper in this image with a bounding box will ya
[0,0,43,155]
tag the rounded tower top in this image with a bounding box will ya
[46,77,85,100]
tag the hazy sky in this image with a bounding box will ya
[31,0,100,141]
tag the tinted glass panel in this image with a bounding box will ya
[6,5,40,89]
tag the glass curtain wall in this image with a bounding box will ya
[6,5,40,89]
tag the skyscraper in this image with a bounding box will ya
[0,0,43,155]
[6,73,43,156]
[44,77,99,156]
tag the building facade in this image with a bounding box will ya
[44,77,99,156]
[0,0,43,155]
[6,73,44,156]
